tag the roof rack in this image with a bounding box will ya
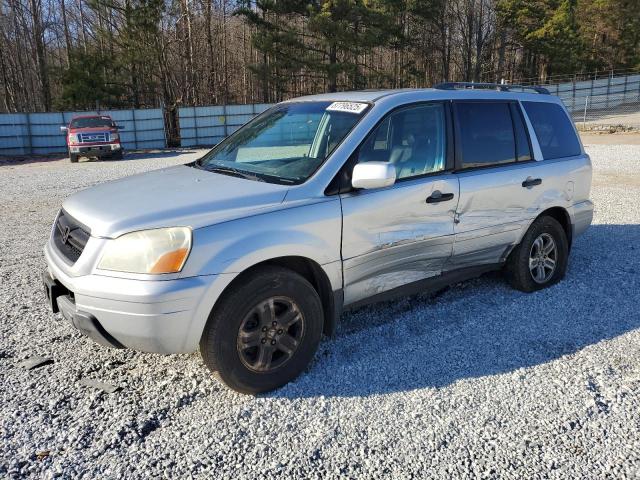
[434,82,550,95]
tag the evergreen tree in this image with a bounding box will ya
[497,0,584,80]
[55,50,126,110]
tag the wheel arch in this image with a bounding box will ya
[536,206,572,249]
[208,256,341,339]
[507,206,573,264]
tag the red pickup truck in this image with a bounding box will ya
[60,115,124,163]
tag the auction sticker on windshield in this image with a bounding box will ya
[326,102,369,114]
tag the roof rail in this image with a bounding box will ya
[434,82,550,95]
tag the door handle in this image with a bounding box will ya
[426,191,455,203]
[522,177,542,188]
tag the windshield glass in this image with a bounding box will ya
[70,116,114,128]
[196,101,369,184]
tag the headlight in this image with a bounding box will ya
[68,134,78,144]
[98,227,191,274]
[111,132,119,141]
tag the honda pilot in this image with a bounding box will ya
[43,84,593,393]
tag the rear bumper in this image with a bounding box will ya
[571,200,594,238]
[43,244,216,353]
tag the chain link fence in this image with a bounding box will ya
[539,73,640,131]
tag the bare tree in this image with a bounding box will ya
[0,0,637,112]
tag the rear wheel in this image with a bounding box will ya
[111,150,124,160]
[200,266,323,394]
[505,215,569,292]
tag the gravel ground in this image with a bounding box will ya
[1,145,639,479]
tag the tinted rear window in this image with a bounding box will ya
[522,102,581,159]
[456,102,516,168]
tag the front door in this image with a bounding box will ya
[339,102,459,305]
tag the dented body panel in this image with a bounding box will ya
[341,174,460,305]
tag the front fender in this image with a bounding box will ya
[183,198,343,277]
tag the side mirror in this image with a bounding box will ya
[116,124,125,130]
[352,162,396,190]
[60,126,68,133]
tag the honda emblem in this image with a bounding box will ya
[61,226,71,244]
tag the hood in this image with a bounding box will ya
[69,126,117,133]
[62,165,289,238]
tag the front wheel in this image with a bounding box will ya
[505,215,569,292]
[69,153,79,163]
[200,266,323,394]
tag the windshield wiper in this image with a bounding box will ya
[205,165,265,182]
[192,162,299,185]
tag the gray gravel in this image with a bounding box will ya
[1,145,639,479]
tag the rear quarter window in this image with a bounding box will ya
[522,101,581,159]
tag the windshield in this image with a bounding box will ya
[196,101,369,184]
[70,116,114,128]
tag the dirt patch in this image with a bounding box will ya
[592,171,640,187]
[580,132,640,145]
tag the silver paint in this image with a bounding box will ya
[45,88,593,354]
[341,174,459,304]
[351,162,397,189]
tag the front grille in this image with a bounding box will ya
[78,132,108,143]
[52,210,91,264]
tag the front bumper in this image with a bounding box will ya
[43,271,124,349]
[43,243,215,353]
[69,144,122,157]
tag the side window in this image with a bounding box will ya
[357,103,446,180]
[455,102,516,168]
[522,101,581,159]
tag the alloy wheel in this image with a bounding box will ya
[236,296,305,373]
[529,233,557,284]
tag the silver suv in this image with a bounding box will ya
[43,84,593,393]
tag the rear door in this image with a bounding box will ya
[340,102,459,305]
[448,100,549,268]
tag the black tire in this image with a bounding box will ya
[69,154,79,163]
[505,215,569,292]
[200,266,323,394]
[111,150,124,160]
